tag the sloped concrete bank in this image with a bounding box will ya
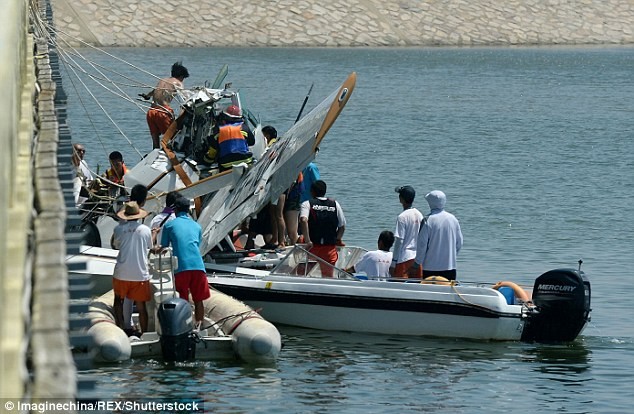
[53,0,633,47]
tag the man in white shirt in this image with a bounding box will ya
[71,143,93,207]
[390,186,423,278]
[151,191,182,245]
[411,190,463,281]
[112,202,152,334]
[347,231,394,279]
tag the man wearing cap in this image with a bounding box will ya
[411,190,463,280]
[206,104,255,171]
[160,197,211,328]
[299,180,346,277]
[111,201,152,335]
[390,185,424,279]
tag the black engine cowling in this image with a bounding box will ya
[157,297,197,361]
[521,268,591,343]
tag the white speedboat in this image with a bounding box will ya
[206,245,591,343]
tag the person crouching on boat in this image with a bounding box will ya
[206,105,255,171]
[111,201,152,335]
[346,230,394,279]
[159,197,211,329]
[299,180,346,277]
[143,61,189,149]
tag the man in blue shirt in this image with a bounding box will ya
[160,197,211,327]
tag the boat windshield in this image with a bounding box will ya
[270,245,366,280]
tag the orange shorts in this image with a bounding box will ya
[394,259,422,279]
[310,244,338,277]
[113,278,152,302]
[146,105,174,136]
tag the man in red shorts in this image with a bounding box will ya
[159,197,211,329]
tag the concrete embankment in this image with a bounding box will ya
[52,0,634,47]
[1,0,94,403]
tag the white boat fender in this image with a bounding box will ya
[205,290,282,363]
[88,319,132,362]
[228,313,282,363]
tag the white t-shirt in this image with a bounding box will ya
[112,221,152,281]
[72,160,94,206]
[354,250,393,278]
[394,207,423,264]
[78,160,94,185]
[151,211,176,245]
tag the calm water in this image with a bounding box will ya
[61,46,634,412]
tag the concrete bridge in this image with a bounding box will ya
[1,0,92,405]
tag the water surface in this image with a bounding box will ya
[62,46,634,413]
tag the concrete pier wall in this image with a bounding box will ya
[0,0,36,399]
[52,0,634,47]
[1,0,92,404]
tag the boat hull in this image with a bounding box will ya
[208,277,526,341]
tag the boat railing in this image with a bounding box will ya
[270,245,362,280]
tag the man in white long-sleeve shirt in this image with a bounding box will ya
[411,190,463,281]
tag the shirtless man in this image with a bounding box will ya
[142,61,190,149]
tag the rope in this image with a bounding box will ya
[30,9,164,160]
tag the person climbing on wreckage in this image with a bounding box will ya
[141,61,190,149]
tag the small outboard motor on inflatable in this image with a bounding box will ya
[521,268,591,343]
[157,297,197,361]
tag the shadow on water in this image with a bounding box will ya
[521,342,591,376]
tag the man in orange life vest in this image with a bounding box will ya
[299,180,346,277]
[205,105,255,171]
[104,151,129,198]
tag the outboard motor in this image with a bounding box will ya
[157,298,197,361]
[521,268,591,343]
